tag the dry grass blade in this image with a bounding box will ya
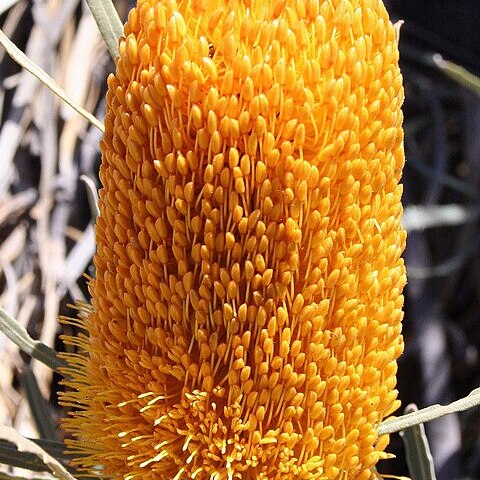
[62,224,95,288]
[0,305,65,373]
[0,426,76,480]
[0,0,20,18]
[0,29,104,132]
[84,0,123,59]
[0,189,37,225]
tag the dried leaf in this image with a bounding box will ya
[0,29,104,132]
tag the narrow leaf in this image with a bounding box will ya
[433,54,480,97]
[0,428,76,480]
[0,473,56,480]
[400,404,437,480]
[0,441,48,472]
[379,386,480,435]
[85,0,123,59]
[21,368,58,441]
[29,438,70,459]
[0,305,66,373]
[80,174,100,220]
[0,439,69,461]
[0,29,104,132]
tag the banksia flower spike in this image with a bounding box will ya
[60,0,406,478]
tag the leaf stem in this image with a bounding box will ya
[85,0,123,60]
[0,306,66,373]
[0,29,104,132]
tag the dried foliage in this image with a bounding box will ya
[0,0,126,470]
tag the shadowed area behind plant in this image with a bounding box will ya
[383,1,480,479]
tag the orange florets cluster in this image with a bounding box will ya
[60,0,406,479]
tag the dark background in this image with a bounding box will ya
[383,1,480,478]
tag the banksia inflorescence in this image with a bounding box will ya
[60,0,406,478]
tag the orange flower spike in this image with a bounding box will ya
[60,0,406,479]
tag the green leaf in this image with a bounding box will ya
[0,441,49,473]
[433,54,480,97]
[400,404,437,480]
[0,427,76,479]
[0,472,56,480]
[379,386,480,435]
[85,0,123,60]
[21,368,58,441]
[0,305,66,373]
[29,438,70,459]
[0,438,71,472]
[0,29,104,132]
